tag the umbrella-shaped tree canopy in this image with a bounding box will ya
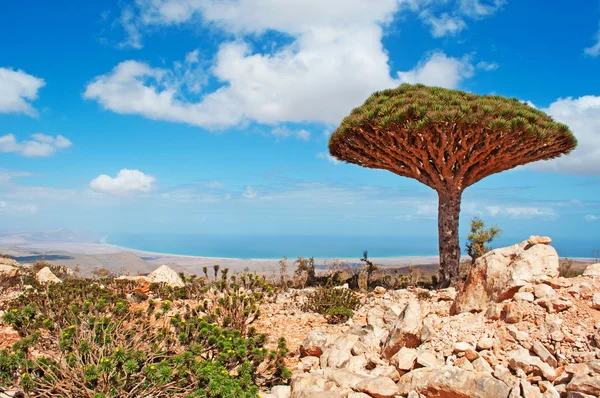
[329,84,577,287]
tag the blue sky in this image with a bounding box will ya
[1,0,599,247]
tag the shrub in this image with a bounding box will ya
[465,217,502,264]
[559,257,581,278]
[302,287,360,324]
[1,278,289,397]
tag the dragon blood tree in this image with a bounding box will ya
[329,84,577,288]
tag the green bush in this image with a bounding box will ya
[302,287,360,324]
[1,278,290,397]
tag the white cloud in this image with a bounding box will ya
[480,206,557,219]
[525,95,600,175]
[242,186,258,199]
[459,0,505,19]
[0,68,45,116]
[585,25,600,57]
[90,1,487,129]
[476,61,499,71]
[420,12,466,37]
[0,201,38,215]
[397,52,474,88]
[271,127,311,141]
[0,170,33,185]
[585,214,599,222]
[316,152,341,165]
[205,181,224,189]
[89,169,156,196]
[0,133,72,157]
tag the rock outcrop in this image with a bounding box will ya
[0,264,19,279]
[0,257,20,267]
[260,238,600,398]
[452,236,559,314]
[146,265,185,287]
[36,266,62,284]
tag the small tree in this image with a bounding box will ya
[294,256,315,288]
[360,250,378,288]
[465,217,502,263]
[279,256,288,287]
[213,264,220,280]
[329,84,576,287]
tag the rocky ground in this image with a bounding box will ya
[2,236,600,397]
[257,237,600,398]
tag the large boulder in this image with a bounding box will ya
[583,264,600,277]
[452,237,559,314]
[0,257,20,267]
[147,265,185,287]
[383,300,423,359]
[0,264,19,279]
[36,267,62,284]
[396,366,511,398]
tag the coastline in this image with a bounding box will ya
[0,239,444,276]
[2,237,596,277]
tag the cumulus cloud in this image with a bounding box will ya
[316,152,341,165]
[89,169,156,196]
[525,95,600,175]
[0,68,45,116]
[585,25,600,57]
[585,214,599,222]
[397,52,475,89]
[242,186,258,199]
[479,205,557,219]
[89,1,491,129]
[0,133,72,157]
[420,12,466,37]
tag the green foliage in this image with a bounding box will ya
[302,287,360,324]
[466,217,502,264]
[293,256,315,288]
[0,276,289,397]
[331,84,577,148]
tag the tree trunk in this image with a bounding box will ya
[437,191,461,288]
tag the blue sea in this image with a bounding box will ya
[106,234,599,260]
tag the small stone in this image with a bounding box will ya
[416,350,444,368]
[513,292,535,302]
[565,363,590,375]
[454,342,479,361]
[591,293,600,310]
[300,331,329,357]
[487,303,503,320]
[528,236,552,245]
[373,286,386,295]
[504,302,523,323]
[390,347,418,371]
[534,284,557,299]
[532,341,557,368]
[356,377,398,398]
[477,337,496,351]
[520,379,542,398]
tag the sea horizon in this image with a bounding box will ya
[104,233,600,261]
